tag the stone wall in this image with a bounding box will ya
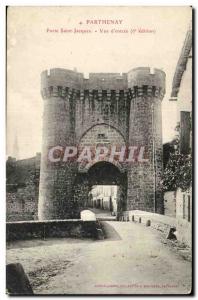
[6,155,40,221]
[176,187,192,222]
[164,191,176,217]
[75,89,129,143]
[78,124,126,173]
[39,67,166,220]
[6,220,102,241]
[122,210,191,247]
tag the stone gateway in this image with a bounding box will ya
[38,67,165,220]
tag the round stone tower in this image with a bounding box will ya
[38,68,83,220]
[127,67,166,214]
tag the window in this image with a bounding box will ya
[98,133,105,139]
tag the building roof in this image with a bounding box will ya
[171,28,192,98]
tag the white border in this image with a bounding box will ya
[0,1,196,299]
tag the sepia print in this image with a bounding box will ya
[6,6,192,295]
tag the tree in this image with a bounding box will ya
[163,153,192,192]
[163,121,192,192]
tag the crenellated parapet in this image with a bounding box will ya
[41,86,129,106]
[41,86,80,99]
[85,73,128,90]
[79,89,129,100]
[41,68,129,99]
[127,67,166,100]
[41,68,84,91]
[128,86,165,100]
[41,67,165,100]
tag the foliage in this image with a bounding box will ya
[163,153,192,192]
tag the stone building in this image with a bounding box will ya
[172,27,192,223]
[39,67,165,220]
[164,27,192,244]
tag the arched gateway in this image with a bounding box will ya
[38,67,165,220]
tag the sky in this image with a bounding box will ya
[6,6,192,159]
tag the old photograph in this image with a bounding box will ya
[6,6,192,295]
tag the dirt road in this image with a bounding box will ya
[7,221,191,295]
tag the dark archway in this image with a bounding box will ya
[73,161,127,218]
[88,161,123,186]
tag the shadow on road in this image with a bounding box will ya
[100,221,122,241]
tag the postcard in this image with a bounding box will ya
[6,6,192,295]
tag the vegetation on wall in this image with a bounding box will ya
[163,123,192,192]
